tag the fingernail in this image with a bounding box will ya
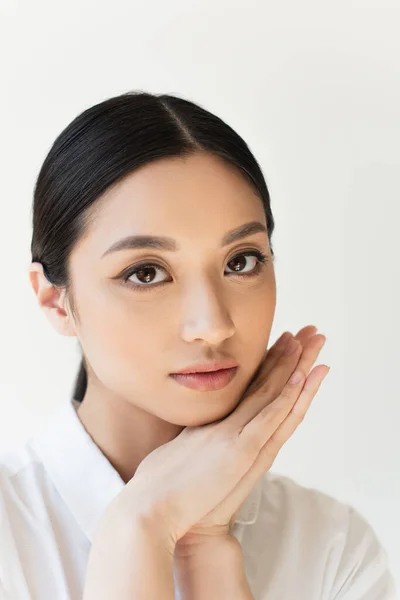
[289,369,303,384]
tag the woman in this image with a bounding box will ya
[0,91,395,599]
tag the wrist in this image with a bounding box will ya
[84,509,175,600]
[174,532,241,565]
[102,489,177,557]
[174,534,249,599]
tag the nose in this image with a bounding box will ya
[179,280,236,345]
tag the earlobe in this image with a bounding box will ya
[58,289,77,337]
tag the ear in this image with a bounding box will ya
[28,263,77,337]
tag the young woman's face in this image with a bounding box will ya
[68,152,277,426]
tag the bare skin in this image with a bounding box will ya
[29,151,278,485]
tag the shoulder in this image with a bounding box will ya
[0,440,47,532]
[0,438,43,487]
[0,441,52,581]
[260,471,397,599]
[262,470,352,527]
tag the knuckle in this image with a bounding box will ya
[227,430,249,458]
[218,429,239,451]
[258,401,281,422]
[239,427,264,460]
[217,431,252,470]
[279,386,296,402]
[244,439,261,462]
[288,367,305,385]
[290,404,306,422]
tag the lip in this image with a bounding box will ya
[170,367,238,391]
[172,360,239,374]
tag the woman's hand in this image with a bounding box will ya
[115,325,329,556]
[175,325,327,555]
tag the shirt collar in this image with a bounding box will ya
[30,397,262,543]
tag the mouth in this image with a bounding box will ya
[169,367,238,391]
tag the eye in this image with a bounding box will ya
[118,250,269,292]
[225,250,268,276]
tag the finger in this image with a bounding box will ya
[238,357,309,453]
[262,325,319,380]
[227,339,303,430]
[275,325,318,354]
[224,365,329,528]
[247,324,320,394]
[260,365,330,459]
[294,324,319,345]
[240,331,294,395]
[257,330,293,370]
[233,331,326,428]
[290,334,326,383]
[226,329,326,431]
[260,332,326,401]
[265,325,317,366]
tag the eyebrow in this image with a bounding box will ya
[101,221,268,258]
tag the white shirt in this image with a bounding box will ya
[0,398,396,600]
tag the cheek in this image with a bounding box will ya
[97,313,161,365]
[238,287,276,373]
[77,300,162,386]
[240,284,276,340]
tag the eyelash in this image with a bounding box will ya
[118,250,269,293]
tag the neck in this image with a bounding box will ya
[76,384,184,483]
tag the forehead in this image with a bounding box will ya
[80,152,266,254]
